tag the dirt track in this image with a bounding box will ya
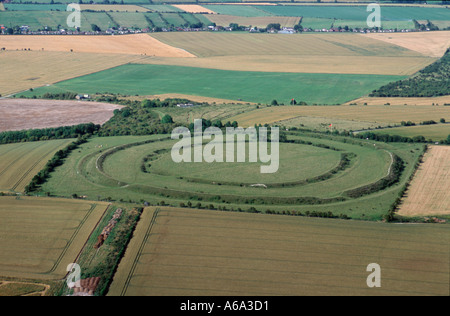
[398,146,450,217]
[0,98,122,132]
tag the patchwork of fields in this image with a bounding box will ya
[1,1,450,297]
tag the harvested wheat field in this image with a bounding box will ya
[172,4,216,14]
[0,50,147,96]
[363,31,450,58]
[346,96,450,106]
[0,98,123,132]
[399,146,450,217]
[229,104,450,128]
[0,34,196,57]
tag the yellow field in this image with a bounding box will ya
[80,4,151,12]
[149,32,436,75]
[0,3,4,11]
[172,4,216,14]
[364,31,450,58]
[345,96,450,106]
[0,196,110,280]
[399,146,450,217]
[228,104,450,128]
[0,51,150,96]
[0,34,195,57]
[0,139,74,193]
[206,15,301,28]
[109,207,450,296]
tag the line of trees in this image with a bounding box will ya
[25,135,90,193]
[0,123,100,144]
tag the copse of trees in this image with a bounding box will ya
[370,48,450,97]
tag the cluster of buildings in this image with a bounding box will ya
[0,23,438,36]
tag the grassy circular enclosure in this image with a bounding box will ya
[77,133,396,206]
[40,132,424,219]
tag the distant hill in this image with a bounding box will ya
[370,48,450,97]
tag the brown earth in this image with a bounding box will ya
[0,98,122,132]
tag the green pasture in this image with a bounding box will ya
[371,124,450,142]
[21,64,406,105]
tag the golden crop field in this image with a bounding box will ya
[346,96,450,106]
[0,34,195,57]
[148,32,436,75]
[109,207,450,296]
[0,196,110,280]
[0,139,74,193]
[364,31,450,58]
[172,4,216,14]
[228,104,450,128]
[0,51,148,96]
[399,146,450,217]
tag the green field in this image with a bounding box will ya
[21,64,406,105]
[109,206,450,296]
[0,196,110,280]
[371,124,450,142]
[37,131,424,220]
[255,5,450,21]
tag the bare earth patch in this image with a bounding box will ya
[398,146,450,217]
[363,31,450,58]
[0,98,122,132]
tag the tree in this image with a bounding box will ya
[91,24,101,32]
[440,118,446,123]
[271,99,278,106]
[161,114,174,124]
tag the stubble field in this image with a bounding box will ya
[398,146,450,217]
